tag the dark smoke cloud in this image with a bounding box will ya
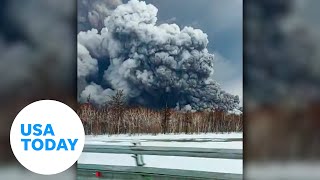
[78,0,239,111]
[245,0,320,108]
[0,0,76,97]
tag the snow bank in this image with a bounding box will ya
[79,133,243,174]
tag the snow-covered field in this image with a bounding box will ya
[78,133,243,174]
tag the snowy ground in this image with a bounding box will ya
[78,133,243,174]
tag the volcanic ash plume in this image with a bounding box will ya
[78,0,122,32]
[78,0,240,111]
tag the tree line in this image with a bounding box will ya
[78,91,242,135]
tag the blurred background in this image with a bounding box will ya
[0,0,77,179]
[0,0,320,179]
[245,0,320,179]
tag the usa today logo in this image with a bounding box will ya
[10,100,85,175]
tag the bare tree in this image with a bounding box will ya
[109,90,126,134]
[183,111,192,134]
[161,103,171,134]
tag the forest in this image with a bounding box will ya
[78,90,242,135]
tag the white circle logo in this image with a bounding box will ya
[10,100,85,175]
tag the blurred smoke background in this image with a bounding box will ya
[245,0,320,179]
[0,0,320,179]
[0,0,76,179]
